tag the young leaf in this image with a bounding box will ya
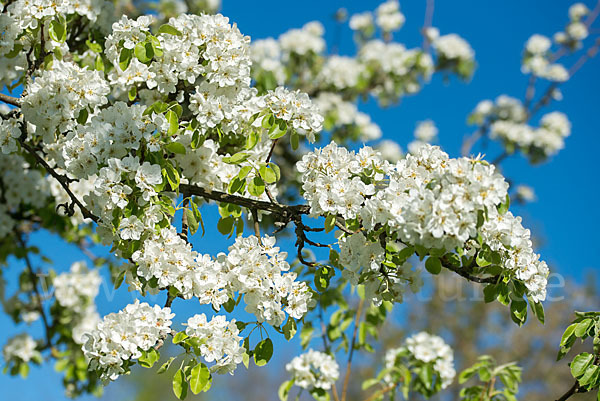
[189,363,210,394]
[166,110,179,135]
[254,338,273,367]
[165,142,186,155]
[158,24,183,36]
[172,368,188,400]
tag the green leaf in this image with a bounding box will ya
[186,208,199,236]
[189,363,210,394]
[259,165,278,184]
[290,132,299,150]
[49,18,67,43]
[324,214,336,233]
[147,34,163,57]
[95,55,105,71]
[483,284,498,303]
[498,194,510,215]
[425,256,442,275]
[561,323,578,347]
[191,201,205,236]
[309,387,330,401]
[157,357,176,374]
[76,108,89,125]
[575,319,593,338]
[223,152,250,165]
[248,176,265,197]
[217,216,235,236]
[158,24,183,36]
[86,39,102,53]
[19,362,29,378]
[300,323,314,349]
[138,348,160,368]
[254,338,273,367]
[315,266,333,292]
[172,331,189,344]
[278,380,294,401]
[128,85,137,102]
[134,41,152,63]
[246,131,260,150]
[165,142,186,155]
[578,365,599,386]
[283,318,297,341]
[163,162,180,191]
[571,353,594,378]
[531,301,545,324]
[166,110,179,135]
[119,48,133,71]
[172,368,188,400]
[510,299,527,326]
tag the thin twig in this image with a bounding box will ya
[422,0,435,53]
[341,298,365,401]
[15,230,54,350]
[364,384,396,401]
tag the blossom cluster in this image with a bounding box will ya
[216,235,314,326]
[479,209,549,302]
[298,142,549,304]
[285,349,339,391]
[82,300,174,381]
[21,61,110,143]
[184,314,244,374]
[427,29,476,79]
[314,93,382,142]
[2,333,39,364]
[407,119,438,154]
[359,39,434,104]
[53,261,102,344]
[6,0,108,29]
[522,34,569,82]
[385,332,456,390]
[132,232,313,326]
[470,96,571,160]
[555,3,590,46]
[375,0,405,33]
[0,153,49,237]
[106,13,251,93]
[55,102,167,179]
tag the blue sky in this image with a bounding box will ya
[2,0,599,399]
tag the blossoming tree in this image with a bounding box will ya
[0,0,599,400]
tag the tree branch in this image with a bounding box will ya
[441,258,499,284]
[179,183,310,218]
[15,230,54,350]
[0,93,21,107]
[341,298,365,401]
[19,139,99,223]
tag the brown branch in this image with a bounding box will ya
[179,196,189,243]
[441,257,499,284]
[19,139,99,223]
[15,230,54,350]
[265,138,279,164]
[179,183,309,218]
[341,298,365,401]
[0,93,21,107]
[251,208,262,245]
[555,381,580,401]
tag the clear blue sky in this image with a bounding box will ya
[2,0,599,399]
